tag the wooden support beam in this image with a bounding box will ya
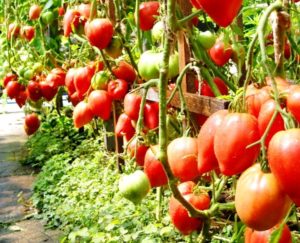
[146,88,229,116]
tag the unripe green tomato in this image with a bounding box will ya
[119,170,151,204]
[197,30,216,50]
[41,11,55,25]
[18,67,27,77]
[32,63,43,73]
[138,51,179,81]
[91,71,109,90]
[24,69,35,80]
[152,21,164,43]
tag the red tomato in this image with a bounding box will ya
[112,61,137,83]
[85,18,114,50]
[214,113,260,176]
[21,26,35,41]
[167,137,199,182]
[195,77,228,97]
[139,1,160,31]
[287,85,300,123]
[268,129,300,206]
[77,3,93,20]
[69,91,83,106]
[246,85,271,117]
[73,101,94,128]
[124,93,142,121]
[24,113,40,135]
[235,164,292,231]
[144,145,168,187]
[127,138,148,166]
[58,7,65,16]
[196,0,242,27]
[115,113,135,138]
[3,73,17,88]
[190,0,202,9]
[50,68,66,86]
[197,110,228,174]
[245,224,292,243]
[7,23,20,39]
[5,81,21,99]
[169,182,210,235]
[209,41,233,66]
[74,66,94,97]
[284,42,291,59]
[29,4,41,20]
[258,99,285,147]
[177,181,196,195]
[88,90,112,120]
[194,114,208,126]
[16,91,27,108]
[27,81,43,101]
[63,9,81,37]
[39,81,58,101]
[144,102,159,130]
[65,68,77,94]
[107,79,128,100]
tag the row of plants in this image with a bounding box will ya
[1,0,300,242]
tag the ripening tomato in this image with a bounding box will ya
[167,137,199,182]
[77,3,93,20]
[7,23,20,39]
[88,90,112,120]
[265,76,290,94]
[73,101,94,128]
[144,102,159,130]
[209,41,233,66]
[29,4,41,20]
[139,1,160,31]
[287,85,300,123]
[235,164,292,231]
[258,99,285,147]
[105,36,123,59]
[63,9,81,37]
[85,18,114,50]
[197,110,228,174]
[5,81,21,99]
[115,113,135,139]
[268,129,300,206]
[214,113,260,176]
[27,81,43,102]
[39,81,58,101]
[24,113,40,135]
[127,138,148,166]
[50,68,66,86]
[245,224,292,243]
[124,93,142,121]
[144,145,168,187]
[246,85,271,117]
[195,0,242,27]
[107,79,128,100]
[74,66,94,97]
[21,26,35,41]
[112,61,137,83]
[169,182,210,235]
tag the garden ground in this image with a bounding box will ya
[0,101,60,243]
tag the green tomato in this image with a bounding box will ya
[119,170,150,204]
[197,30,217,50]
[138,51,179,81]
[91,71,109,90]
[41,11,55,25]
[18,67,27,77]
[32,63,43,73]
[152,21,164,43]
[24,69,34,80]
